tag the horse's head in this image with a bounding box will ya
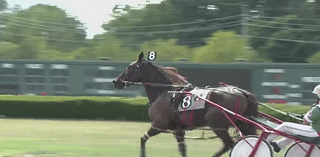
[113,52,146,89]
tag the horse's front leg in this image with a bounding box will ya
[175,130,187,157]
[140,127,161,157]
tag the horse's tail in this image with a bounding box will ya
[235,91,259,135]
[220,83,259,117]
[243,92,259,117]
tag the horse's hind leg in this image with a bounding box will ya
[212,129,234,157]
[140,127,161,157]
[175,130,187,157]
[206,109,234,157]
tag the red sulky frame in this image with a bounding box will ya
[179,91,319,157]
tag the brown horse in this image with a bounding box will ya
[113,52,259,157]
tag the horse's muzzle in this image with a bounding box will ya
[113,79,126,89]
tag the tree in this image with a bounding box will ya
[170,0,210,47]
[307,50,320,63]
[2,4,87,53]
[262,0,291,17]
[0,0,7,41]
[140,39,191,62]
[0,0,7,11]
[104,0,244,50]
[193,31,256,63]
[15,37,40,59]
[247,0,320,63]
[91,34,126,61]
[70,47,95,60]
[103,1,179,50]
[249,14,320,63]
[0,42,19,59]
[38,49,73,60]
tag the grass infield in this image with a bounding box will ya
[0,119,286,157]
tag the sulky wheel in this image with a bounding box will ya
[230,135,273,157]
[285,142,320,157]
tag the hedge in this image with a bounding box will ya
[0,96,150,121]
[0,95,312,123]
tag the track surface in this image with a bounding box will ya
[0,119,286,157]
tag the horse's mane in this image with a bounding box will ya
[133,60,189,86]
[159,66,189,85]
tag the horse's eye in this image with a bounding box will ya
[133,68,138,72]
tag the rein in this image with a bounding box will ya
[122,81,189,88]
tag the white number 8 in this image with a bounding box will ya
[181,95,191,109]
[148,51,156,61]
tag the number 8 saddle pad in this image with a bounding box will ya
[178,88,211,112]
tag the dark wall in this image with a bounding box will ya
[178,68,252,91]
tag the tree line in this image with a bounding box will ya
[1,0,320,63]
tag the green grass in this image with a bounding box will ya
[0,119,287,157]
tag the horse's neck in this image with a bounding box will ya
[144,86,171,103]
[143,67,172,103]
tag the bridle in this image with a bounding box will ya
[116,59,190,88]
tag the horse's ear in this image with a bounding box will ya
[138,52,144,61]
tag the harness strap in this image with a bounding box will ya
[180,109,195,125]
[234,97,240,114]
[181,110,187,124]
[189,109,194,124]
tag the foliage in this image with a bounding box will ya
[38,49,73,60]
[70,47,96,61]
[91,34,127,61]
[0,42,19,59]
[0,96,149,121]
[307,50,320,63]
[0,95,311,124]
[105,0,243,48]
[140,39,191,62]
[103,1,179,50]
[2,4,86,53]
[249,15,320,63]
[0,0,6,11]
[1,1,320,63]
[193,31,256,63]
